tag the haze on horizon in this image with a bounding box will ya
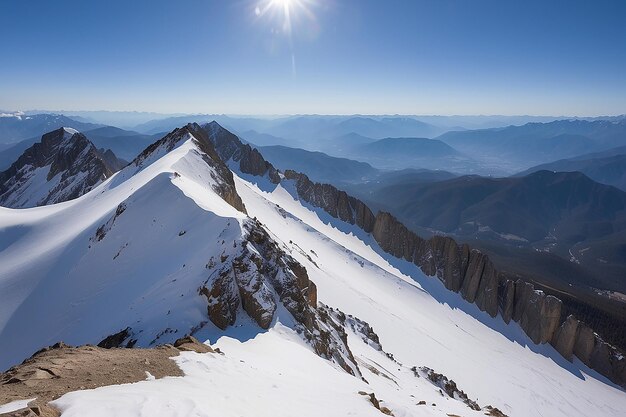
[1,0,625,116]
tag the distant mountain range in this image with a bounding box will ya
[518,145,626,191]
[351,170,626,295]
[437,119,626,172]
[0,113,102,144]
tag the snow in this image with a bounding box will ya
[230,175,626,417]
[0,398,35,414]
[1,135,625,417]
[62,127,79,137]
[0,165,62,208]
[52,324,490,417]
[0,136,246,367]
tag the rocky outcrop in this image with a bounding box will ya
[202,121,281,183]
[274,170,626,386]
[0,127,121,208]
[418,367,485,413]
[284,170,377,232]
[552,315,579,360]
[512,280,562,344]
[199,220,359,375]
[563,320,626,384]
[497,278,515,324]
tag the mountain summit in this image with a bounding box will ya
[0,127,123,208]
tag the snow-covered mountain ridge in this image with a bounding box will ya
[203,120,626,388]
[0,122,624,417]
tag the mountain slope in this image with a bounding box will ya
[518,152,626,191]
[201,123,626,382]
[0,128,122,208]
[0,123,360,379]
[0,122,624,417]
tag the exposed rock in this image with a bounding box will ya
[325,306,383,352]
[200,269,239,330]
[362,392,394,416]
[420,367,481,411]
[461,250,487,303]
[474,260,499,317]
[484,405,509,417]
[0,127,121,208]
[573,322,596,366]
[514,281,562,344]
[202,121,281,184]
[0,342,188,417]
[97,327,133,348]
[498,278,515,324]
[551,315,579,361]
[98,148,127,171]
[284,170,377,233]
[589,336,613,377]
[429,236,465,292]
[199,220,357,375]
[173,336,214,353]
[233,254,277,329]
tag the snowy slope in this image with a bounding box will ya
[0,129,250,368]
[1,125,624,417]
[32,172,626,417]
[229,174,626,417]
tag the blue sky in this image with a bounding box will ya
[1,0,625,115]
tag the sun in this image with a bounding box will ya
[254,0,316,36]
[270,0,293,7]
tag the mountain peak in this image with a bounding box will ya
[0,128,121,208]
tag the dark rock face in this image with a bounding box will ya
[573,323,596,365]
[512,280,562,344]
[551,315,579,360]
[497,278,515,324]
[97,327,133,349]
[284,170,377,233]
[99,148,127,171]
[198,220,359,374]
[274,169,626,386]
[0,127,121,208]
[200,270,239,330]
[202,121,281,183]
[461,250,487,303]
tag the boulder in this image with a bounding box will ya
[173,336,214,353]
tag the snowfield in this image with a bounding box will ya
[0,131,624,416]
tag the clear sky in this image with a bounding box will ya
[1,0,625,116]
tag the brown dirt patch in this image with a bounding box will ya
[0,337,213,416]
